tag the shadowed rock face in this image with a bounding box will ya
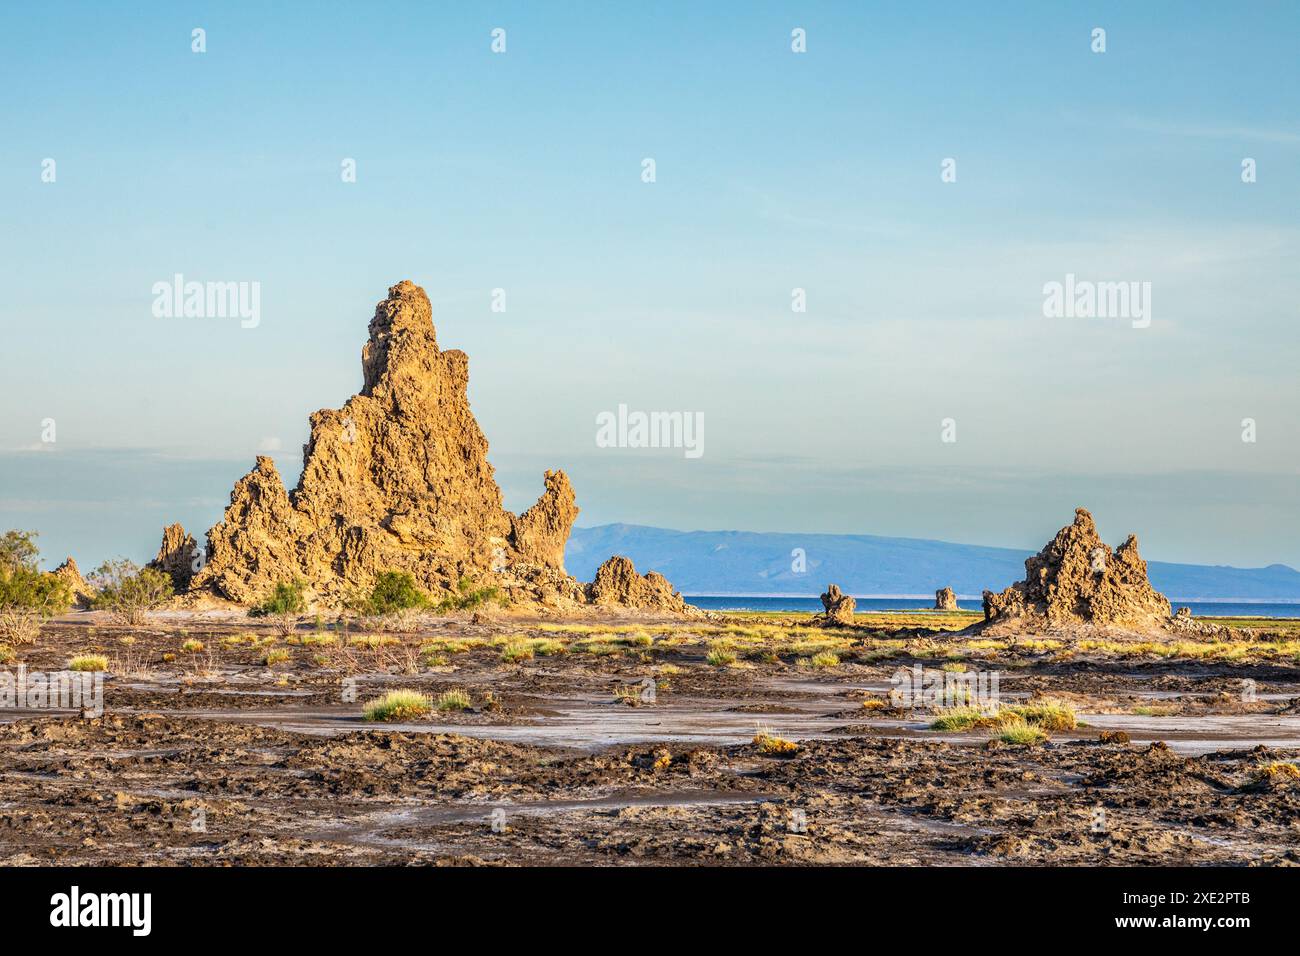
[190,280,585,607]
[935,586,957,611]
[586,556,689,612]
[148,523,198,590]
[814,584,856,627]
[981,508,1172,632]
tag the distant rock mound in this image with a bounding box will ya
[52,557,94,609]
[147,523,198,591]
[980,508,1172,633]
[187,280,681,612]
[935,586,957,611]
[814,584,856,627]
[586,556,690,613]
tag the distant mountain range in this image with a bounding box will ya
[565,524,1300,602]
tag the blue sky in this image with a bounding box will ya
[1,1,1298,572]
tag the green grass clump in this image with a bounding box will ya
[263,649,291,666]
[348,635,399,649]
[68,654,109,672]
[993,716,1048,745]
[576,640,621,656]
[929,706,998,731]
[435,687,472,711]
[706,645,738,667]
[500,641,535,663]
[180,638,205,653]
[810,651,840,669]
[1005,700,1077,731]
[363,689,431,722]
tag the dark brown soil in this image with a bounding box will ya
[1,616,1297,865]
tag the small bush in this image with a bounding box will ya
[353,571,430,617]
[250,579,306,617]
[435,687,472,711]
[0,530,73,643]
[68,654,109,672]
[0,530,41,574]
[263,649,290,666]
[363,689,431,722]
[90,559,173,625]
[180,639,205,653]
[249,579,307,635]
[437,577,503,613]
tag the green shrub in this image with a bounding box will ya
[437,577,503,612]
[353,571,430,616]
[249,579,307,617]
[0,531,73,644]
[0,530,41,575]
[89,559,173,625]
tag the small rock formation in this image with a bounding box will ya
[981,508,1172,633]
[147,523,198,591]
[509,470,579,571]
[935,586,958,611]
[52,557,94,609]
[814,584,856,627]
[186,280,680,611]
[586,556,689,612]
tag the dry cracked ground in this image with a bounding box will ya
[2,610,1299,866]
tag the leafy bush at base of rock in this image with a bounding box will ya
[249,579,308,618]
[437,577,503,613]
[0,531,73,643]
[349,571,430,617]
[90,560,174,625]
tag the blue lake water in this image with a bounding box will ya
[685,595,1300,619]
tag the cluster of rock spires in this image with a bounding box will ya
[47,284,1220,635]
[979,507,1178,634]
[151,280,688,614]
[810,509,1204,636]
